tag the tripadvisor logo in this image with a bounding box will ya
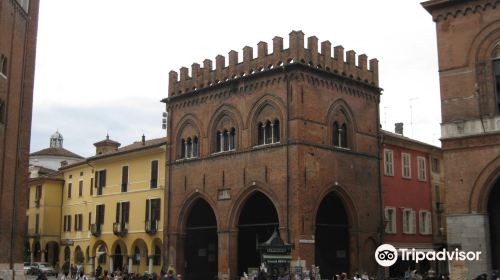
[375,244,482,267]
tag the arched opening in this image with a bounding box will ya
[184,199,218,280]
[237,191,279,276]
[46,242,59,266]
[131,239,148,274]
[74,246,84,265]
[315,192,349,278]
[63,246,71,270]
[34,242,41,262]
[113,244,124,271]
[96,244,107,266]
[488,178,500,270]
[24,241,30,263]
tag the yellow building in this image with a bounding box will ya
[27,135,167,276]
[26,171,64,266]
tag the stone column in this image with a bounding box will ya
[41,250,46,263]
[148,256,153,274]
[128,257,133,273]
[109,256,114,274]
[89,257,95,276]
[217,230,230,280]
[30,251,34,264]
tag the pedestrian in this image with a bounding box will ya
[77,271,88,280]
[37,272,48,280]
[61,271,69,280]
[96,265,103,278]
[164,270,175,280]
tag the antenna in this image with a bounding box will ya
[409,97,419,137]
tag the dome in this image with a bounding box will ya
[51,130,63,140]
[50,130,64,148]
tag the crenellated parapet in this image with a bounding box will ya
[168,30,379,97]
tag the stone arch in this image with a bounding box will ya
[467,19,500,65]
[130,238,149,260]
[92,240,108,265]
[206,104,244,153]
[228,181,284,231]
[173,114,203,159]
[110,240,128,257]
[470,155,500,213]
[246,94,286,146]
[312,182,359,230]
[151,238,163,267]
[325,98,358,150]
[74,246,84,265]
[176,190,220,233]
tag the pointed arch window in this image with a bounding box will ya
[494,59,500,113]
[257,119,281,146]
[229,128,236,150]
[333,122,348,148]
[179,136,199,159]
[273,120,280,143]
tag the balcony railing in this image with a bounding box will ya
[145,220,158,235]
[90,223,101,237]
[113,222,128,237]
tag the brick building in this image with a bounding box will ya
[381,128,444,277]
[423,0,500,278]
[0,1,40,280]
[162,31,382,279]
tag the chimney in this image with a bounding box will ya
[395,122,404,135]
[142,134,146,146]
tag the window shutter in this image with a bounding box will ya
[95,171,99,188]
[384,208,389,233]
[411,210,416,234]
[419,211,423,234]
[90,178,94,196]
[68,215,72,232]
[426,211,432,234]
[153,199,160,220]
[151,161,158,188]
[116,203,120,223]
[102,170,106,187]
[89,212,91,230]
[63,216,67,232]
[124,202,130,223]
[146,199,150,221]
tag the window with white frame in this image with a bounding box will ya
[417,156,426,181]
[419,210,432,235]
[402,153,411,179]
[384,207,396,234]
[402,208,416,234]
[384,149,394,176]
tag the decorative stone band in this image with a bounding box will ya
[441,115,500,139]
[168,30,378,97]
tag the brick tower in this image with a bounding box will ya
[0,1,40,280]
[423,0,500,278]
[162,31,382,279]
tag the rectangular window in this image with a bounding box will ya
[150,160,158,188]
[419,210,432,235]
[35,214,39,234]
[95,170,106,195]
[401,153,411,179]
[431,157,440,173]
[96,204,105,225]
[35,185,42,200]
[121,166,128,192]
[494,59,500,113]
[417,156,427,181]
[116,201,130,224]
[384,149,394,176]
[88,212,92,231]
[90,178,94,196]
[384,207,396,234]
[146,198,161,229]
[78,180,83,197]
[67,183,72,198]
[402,208,416,234]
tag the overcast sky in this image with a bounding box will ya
[30,0,441,157]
